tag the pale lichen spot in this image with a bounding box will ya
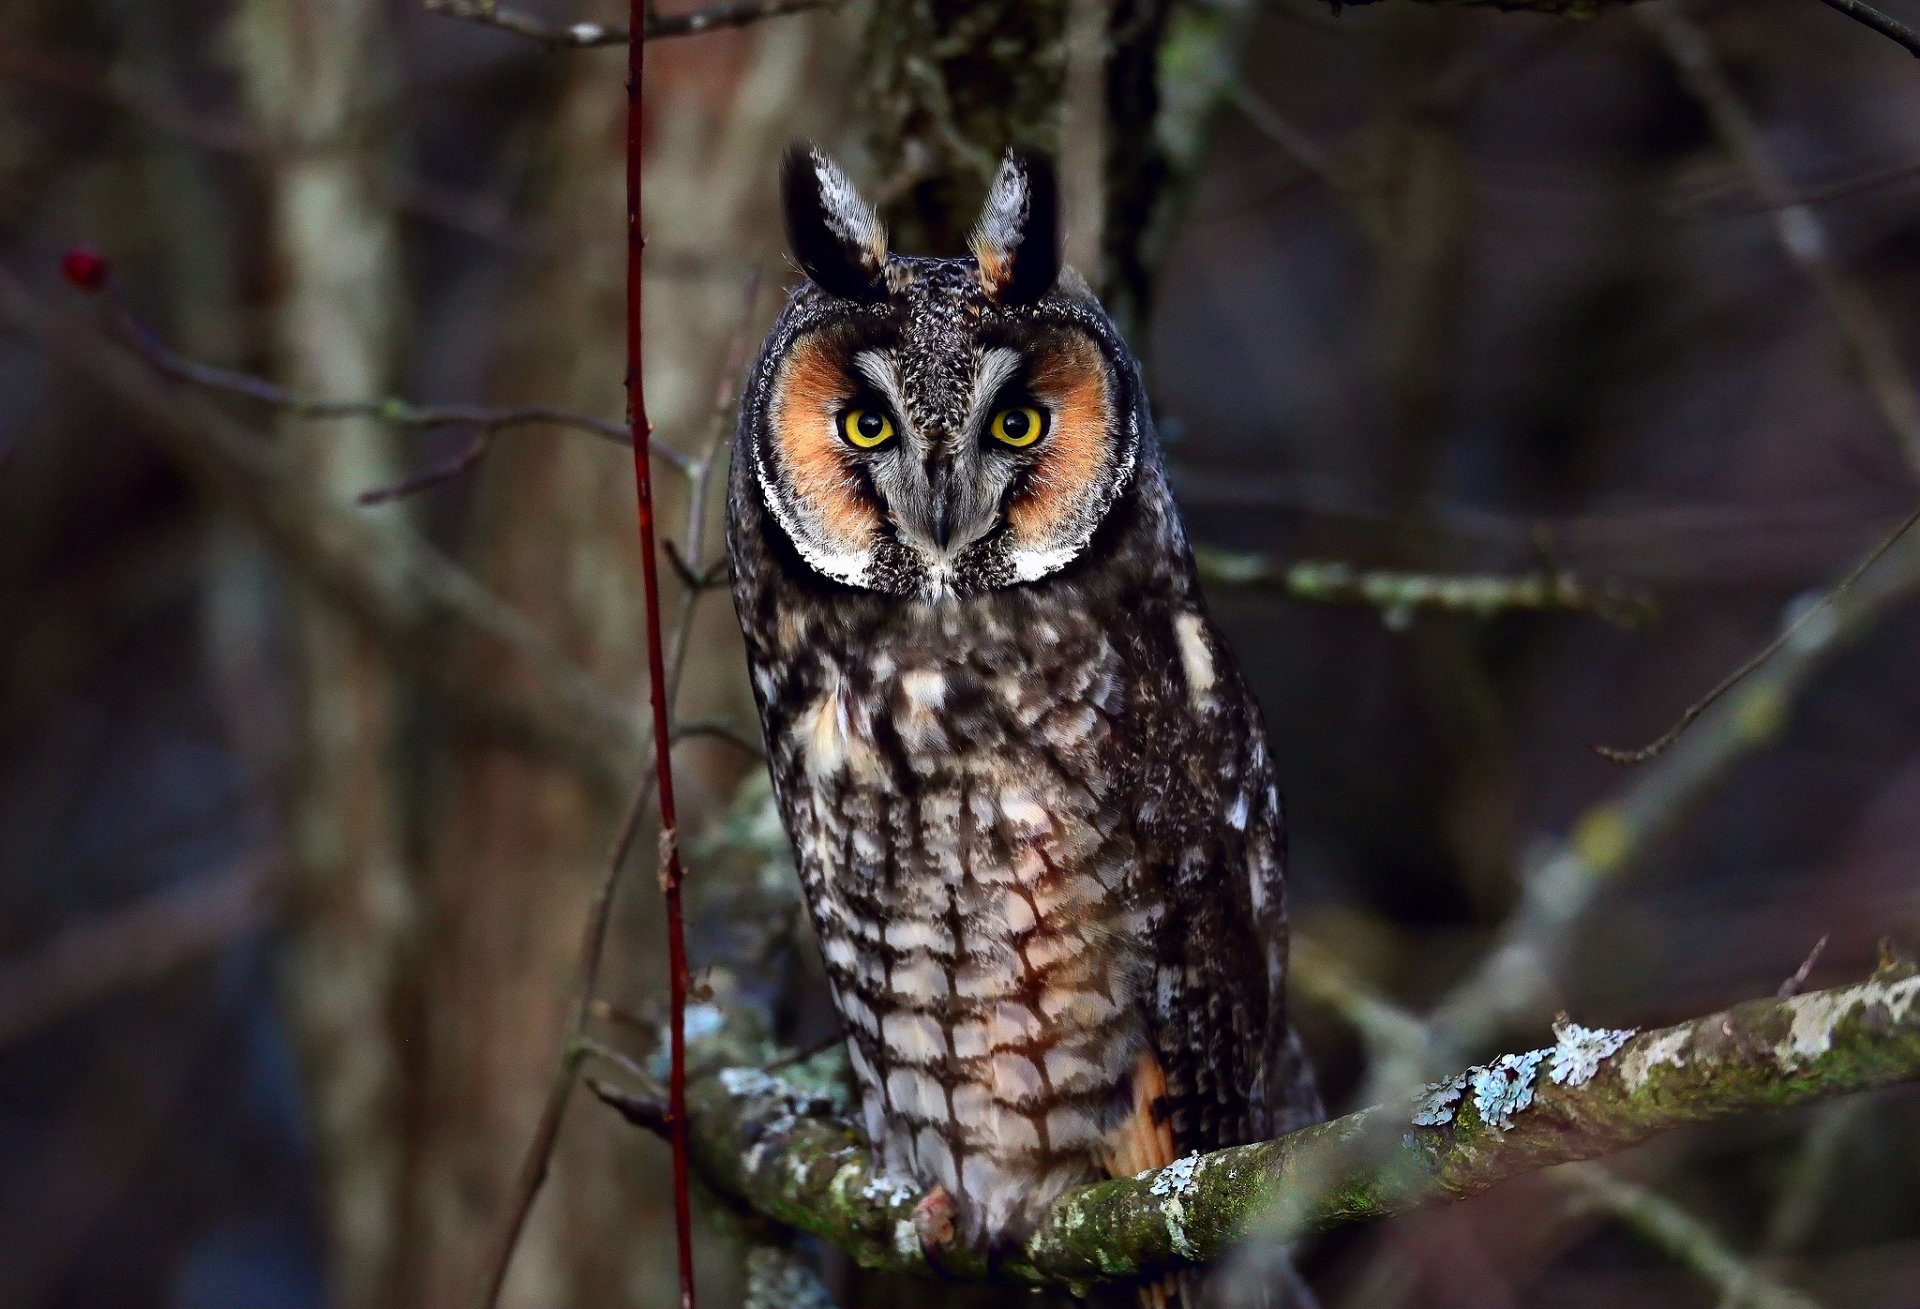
[1470,1049,1549,1129]
[683,1003,724,1043]
[1146,1152,1203,1259]
[718,1066,786,1100]
[1412,1072,1468,1127]
[860,1172,918,1207]
[1548,1020,1638,1087]
[1780,973,1919,1064]
[1619,1026,1692,1091]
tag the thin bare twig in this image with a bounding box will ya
[1597,500,1920,762]
[1558,1164,1825,1309]
[1778,934,1831,999]
[1726,1099,1868,1307]
[9,263,645,792]
[1599,4,1920,762]
[1427,512,1920,1064]
[1641,4,1920,471]
[473,241,759,1299]
[586,1074,673,1136]
[622,21,697,1301]
[356,429,493,504]
[478,778,658,1307]
[672,718,769,760]
[0,860,268,1048]
[97,291,692,470]
[1812,0,1920,58]
[422,0,839,49]
[1690,156,1920,217]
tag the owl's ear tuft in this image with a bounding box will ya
[970,149,1061,307]
[781,144,888,303]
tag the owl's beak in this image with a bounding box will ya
[924,457,957,550]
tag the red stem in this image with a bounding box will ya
[625,16,696,1309]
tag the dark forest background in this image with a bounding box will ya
[2,0,1919,1305]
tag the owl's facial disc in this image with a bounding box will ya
[759,322,1122,597]
[758,145,1131,597]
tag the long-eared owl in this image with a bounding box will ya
[727,146,1317,1304]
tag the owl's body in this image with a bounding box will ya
[728,149,1314,1297]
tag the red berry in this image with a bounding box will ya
[60,246,109,291]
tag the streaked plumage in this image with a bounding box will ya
[727,145,1317,1304]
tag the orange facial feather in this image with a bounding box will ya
[771,332,874,552]
[1009,335,1112,549]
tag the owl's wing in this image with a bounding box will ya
[1120,606,1315,1159]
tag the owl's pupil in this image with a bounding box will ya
[857,412,886,440]
[1001,410,1031,439]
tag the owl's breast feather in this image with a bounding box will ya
[771,636,1157,1244]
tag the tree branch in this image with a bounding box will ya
[1426,503,1920,1063]
[0,263,647,795]
[1195,548,1659,628]
[421,0,840,50]
[1640,3,1920,473]
[1811,0,1920,58]
[1557,1164,1824,1309]
[611,966,1920,1289]
[0,859,267,1048]
[100,289,677,469]
[1325,0,1644,11]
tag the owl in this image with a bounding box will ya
[727,145,1317,1306]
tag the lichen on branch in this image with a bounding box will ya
[615,966,1920,1289]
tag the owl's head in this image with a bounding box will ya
[736,145,1146,599]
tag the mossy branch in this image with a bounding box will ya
[606,966,1920,1290]
[1194,548,1659,628]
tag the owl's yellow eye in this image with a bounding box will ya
[840,408,895,449]
[989,406,1046,447]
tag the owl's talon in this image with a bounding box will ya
[912,1184,959,1268]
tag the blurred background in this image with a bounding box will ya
[3,0,1919,1305]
